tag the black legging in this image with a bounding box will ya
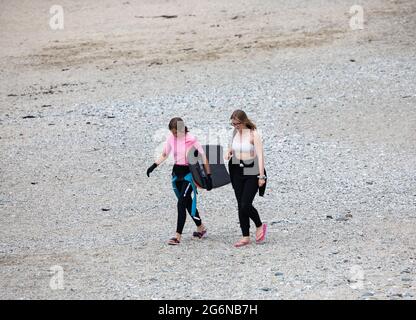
[229,158,262,237]
[173,165,202,234]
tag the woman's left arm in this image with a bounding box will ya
[200,148,212,190]
[253,130,265,177]
[194,140,211,175]
[202,153,211,175]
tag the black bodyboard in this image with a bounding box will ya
[188,145,231,189]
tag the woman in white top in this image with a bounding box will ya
[225,110,267,247]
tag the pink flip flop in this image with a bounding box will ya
[192,229,207,239]
[168,237,180,245]
[256,223,267,244]
[234,239,251,248]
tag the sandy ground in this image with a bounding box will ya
[0,0,415,299]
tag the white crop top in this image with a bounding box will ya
[232,133,255,153]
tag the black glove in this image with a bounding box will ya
[146,163,157,177]
[206,174,213,191]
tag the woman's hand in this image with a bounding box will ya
[258,178,266,187]
[146,163,158,177]
[148,153,168,177]
[225,149,232,161]
[206,174,213,191]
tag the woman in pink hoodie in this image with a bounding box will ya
[147,117,212,245]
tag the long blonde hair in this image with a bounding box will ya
[230,109,257,138]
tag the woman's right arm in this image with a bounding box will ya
[155,151,168,166]
[157,137,172,165]
[225,131,234,160]
[225,148,233,160]
[147,140,170,177]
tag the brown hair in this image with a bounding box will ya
[230,109,257,130]
[168,117,189,133]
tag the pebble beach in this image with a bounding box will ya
[0,0,415,299]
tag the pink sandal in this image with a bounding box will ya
[256,223,267,244]
[234,239,251,247]
[168,237,180,245]
[193,229,207,239]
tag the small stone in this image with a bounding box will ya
[260,288,271,292]
[362,292,374,297]
[101,208,111,211]
[274,272,284,276]
[326,215,333,219]
[346,213,353,218]
[148,61,163,67]
[336,217,348,222]
[160,15,178,19]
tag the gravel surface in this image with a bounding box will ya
[0,0,415,299]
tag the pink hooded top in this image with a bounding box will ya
[163,133,205,165]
